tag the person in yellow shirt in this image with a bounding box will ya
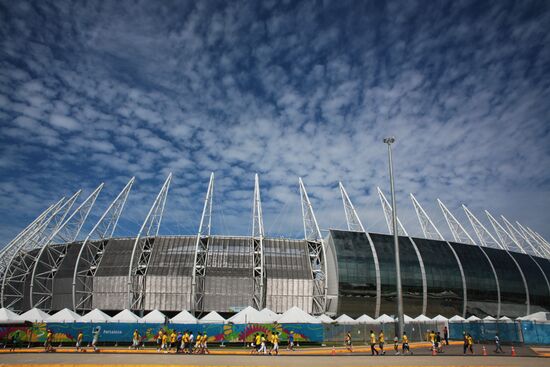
[45,330,53,352]
[202,333,209,354]
[369,330,379,356]
[429,330,436,351]
[181,331,189,354]
[402,332,412,355]
[467,333,474,354]
[76,331,83,352]
[169,331,177,351]
[161,332,168,352]
[272,332,280,356]
[253,333,261,354]
[156,330,163,352]
[378,330,385,355]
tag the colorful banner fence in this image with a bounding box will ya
[0,323,324,345]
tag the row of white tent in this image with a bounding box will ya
[1,306,548,324]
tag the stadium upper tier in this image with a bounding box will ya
[0,174,549,319]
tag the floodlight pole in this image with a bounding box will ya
[384,136,404,338]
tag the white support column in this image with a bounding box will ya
[500,216,543,258]
[30,184,104,311]
[377,187,407,235]
[523,225,550,259]
[72,177,134,312]
[299,178,327,315]
[0,201,61,277]
[485,211,526,254]
[439,202,502,317]
[437,199,476,245]
[410,194,444,240]
[1,191,80,311]
[251,173,265,310]
[191,172,214,315]
[463,205,504,250]
[377,187,427,315]
[411,195,468,318]
[464,206,530,315]
[128,174,172,312]
[339,182,381,317]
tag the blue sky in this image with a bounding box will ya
[1,0,549,244]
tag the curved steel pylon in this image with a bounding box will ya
[339,182,381,318]
[191,172,214,315]
[72,177,134,312]
[0,201,61,277]
[464,206,530,315]
[411,195,468,318]
[251,173,265,310]
[299,178,327,315]
[128,174,171,312]
[29,184,104,311]
[377,188,427,316]
[1,191,80,311]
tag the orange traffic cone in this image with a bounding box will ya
[332,346,336,356]
[482,346,487,356]
[511,346,516,357]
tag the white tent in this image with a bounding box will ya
[449,315,466,323]
[466,315,481,322]
[432,314,449,322]
[111,309,141,323]
[0,307,22,323]
[20,308,49,323]
[499,316,513,323]
[171,310,197,324]
[355,314,374,324]
[277,306,321,324]
[335,314,357,325]
[199,311,226,324]
[142,309,167,323]
[227,306,265,324]
[483,315,496,322]
[414,314,432,323]
[317,314,335,324]
[259,308,280,323]
[375,314,395,323]
[79,308,112,323]
[517,312,550,322]
[46,308,80,323]
[403,314,415,324]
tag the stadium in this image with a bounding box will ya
[1,173,549,321]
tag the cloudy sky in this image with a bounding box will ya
[1,0,549,245]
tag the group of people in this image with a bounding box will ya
[147,329,209,354]
[344,330,411,356]
[427,329,447,353]
[250,331,281,355]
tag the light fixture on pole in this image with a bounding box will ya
[383,136,404,338]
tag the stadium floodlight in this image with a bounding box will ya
[383,136,404,339]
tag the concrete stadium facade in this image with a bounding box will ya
[1,174,549,318]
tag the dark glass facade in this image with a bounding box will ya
[509,252,550,312]
[483,247,528,317]
[328,230,377,317]
[412,238,464,317]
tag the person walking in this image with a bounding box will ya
[378,330,385,355]
[202,332,209,354]
[272,332,280,356]
[463,332,468,354]
[169,330,177,352]
[188,331,194,354]
[467,333,474,354]
[92,327,100,352]
[76,331,83,352]
[443,326,449,345]
[288,331,294,351]
[428,330,436,351]
[176,331,182,353]
[369,330,379,356]
[132,329,140,350]
[44,329,53,352]
[156,330,163,352]
[258,334,267,355]
[402,332,412,355]
[393,335,400,355]
[435,331,442,353]
[494,333,504,353]
[345,331,353,352]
